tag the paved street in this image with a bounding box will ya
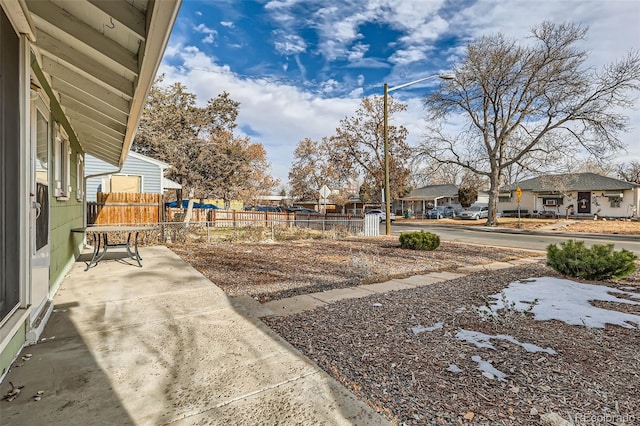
[390,223,640,255]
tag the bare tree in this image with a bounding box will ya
[328,95,412,203]
[418,22,640,225]
[288,137,344,205]
[617,160,640,183]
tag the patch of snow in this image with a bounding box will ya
[372,303,383,307]
[411,322,443,336]
[485,277,640,329]
[456,329,556,354]
[471,355,507,381]
[446,364,462,373]
[455,307,467,313]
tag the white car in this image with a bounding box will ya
[459,205,489,220]
[366,209,396,222]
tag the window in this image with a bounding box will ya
[76,154,84,201]
[542,197,563,206]
[609,196,622,208]
[110,175,141,193]
[54,124,71,199]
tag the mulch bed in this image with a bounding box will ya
[264,264,640,425]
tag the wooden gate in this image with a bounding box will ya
[87,193,163,225]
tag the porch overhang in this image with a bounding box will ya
[18,0,181,167]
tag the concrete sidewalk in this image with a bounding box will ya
[251,257,544,318]
[0,246,388,425]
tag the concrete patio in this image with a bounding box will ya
[0,246,388,425]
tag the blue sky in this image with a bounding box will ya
[160,0,640,184]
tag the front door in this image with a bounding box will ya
[577,192,591,214]
[30,99,51,320]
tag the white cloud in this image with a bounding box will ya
[389,48,426,65]
[273,31,307,55]
[347,43,369,62]
[294,55,307,79]
[158,47,360,182]
[220,21,235,28]
[193,23,217,44]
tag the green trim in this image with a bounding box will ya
[0,322,26,380]
[30,51,82,154]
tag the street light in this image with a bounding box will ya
[383,73,454,235]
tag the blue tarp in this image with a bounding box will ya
[164,200,220,209]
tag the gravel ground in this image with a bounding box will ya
[264,264,640,425]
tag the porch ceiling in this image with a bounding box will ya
[25,0,180,167]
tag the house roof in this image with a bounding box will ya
[163,178,182,190]
[129,151,171,169]
[403,184,459,200]
[502,173,637,192]
[16,0,181,167]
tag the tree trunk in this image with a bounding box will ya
[487,168,501,226]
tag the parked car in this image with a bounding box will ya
[366,209,396,222]
[164,200,219,209]
[285,206,317,214]
[426,206,458,219]
[257,205,282,213]
[458,205,489,220]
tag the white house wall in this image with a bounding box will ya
[497,189,639,218]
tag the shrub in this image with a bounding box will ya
[546,240,637,280]
[399,231,440,251]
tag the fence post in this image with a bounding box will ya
[232,209,236,227]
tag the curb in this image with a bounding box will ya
[397,223,640,242]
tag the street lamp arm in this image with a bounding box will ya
[382,72,454,236]
[388,74,454,93]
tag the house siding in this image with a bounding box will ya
[0,321,25,380]
[49,147,84,290]
[498,189,639,218]
[85,154,164,201]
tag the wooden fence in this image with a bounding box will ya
[87,195,365,233]
[165,208,295,227]
[87,193,163,225]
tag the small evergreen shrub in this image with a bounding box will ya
[399,231,440,251]
[546,240,637,280]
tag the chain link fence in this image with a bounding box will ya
[92,216,370,246]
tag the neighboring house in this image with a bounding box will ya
[499,173,639,218]
[399,184,461,216]
[85,152,181,202]
[0,1,180,380]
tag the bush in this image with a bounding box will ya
[399,231,440,251]
[546,240,637,280]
